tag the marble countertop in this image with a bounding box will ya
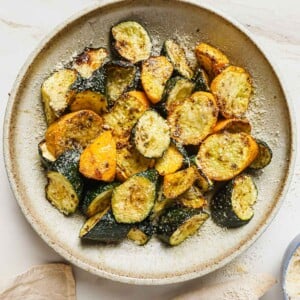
[0,1,299,299]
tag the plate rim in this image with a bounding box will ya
[3,0,297,285]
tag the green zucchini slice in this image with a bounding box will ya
[72,66,106,95]
[38,140,56,169]
[72,47,108,78]
[41,69,78,124]
[133,110,170,158]
[127,218,155,245]
[111,21,152,64]
[46,150,83,215]
[150,181,175,220]
[157,206,209,246]
[103,91,149,142]
[112,169,158,223]
[164,77,195,112]
[81,182,119,217]
[162,39,194,79]
[105,61,140,106]
[168,91,218,145]
[249,139,272,170]
[155,77,194,117]
[193,68,210,92]
[211,174,257,228]
[79,208,131,243]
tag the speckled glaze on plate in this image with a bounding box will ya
[3,0,296,285]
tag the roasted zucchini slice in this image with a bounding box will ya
[72,47,108,78]
[151,197,175,221]
[80,208,131,243]
[157,206,209,246]
[162,39,194,79]
[163,77,195,113]
[45,110,103,158]
[141,56,174,104]
[46,150,83,215]
[213,118,251,134]
[168,91,218,145]
[249,139,272,170]
[127,218,155,246]
[195,42,229,78]
[70,90,107,115]
[38,140,56,169]
[155,143,184,175]
[195,169,214,193]
[72,66,106,95]
[105,61,140,106]
[193,68,210,92]
[211,174,257,228]
[79,131,116,182]
[150,180,175,220]
[172,140,190,166]
[211,66,253,119]
[111,21,152,64]
[178,185,208,209]
[111,169,158,223]
[41,69,77,124]
[81,182,119,217]
[133,110,170,158]
[189,155,214,193]
[116,143,153,182]
[196,132,259,181]
[163,166,198,199]
[103,91,149,143]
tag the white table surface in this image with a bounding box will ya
[0,0,299,299]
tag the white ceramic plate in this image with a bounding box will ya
[3,0,295,284]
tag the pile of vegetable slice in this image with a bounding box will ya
[39,21,272,247]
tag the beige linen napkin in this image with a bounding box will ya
[0,264,275,300]
[172,273,276,300]
[0,264,76,300]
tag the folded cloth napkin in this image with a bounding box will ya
[172,273,276,300]
[0,264,76,300]
[0,265,275,300]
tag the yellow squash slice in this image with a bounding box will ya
[70,90,107,115]
[141,56,173,104]
[45,110,103,157]
[168,91,218,145]
[213,118,251,134]
[163,166,198,199]
[195,43,229,78]
[211,66,253,119]
[79,131,116,182]
[196,132,259,181]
